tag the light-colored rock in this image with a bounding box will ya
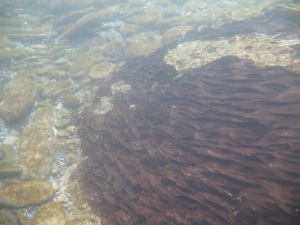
[111,81,131,95]
[31,202,67,225]
[57,107,71,119]
[51,180,60,191]
[56,130,70,138]
[56,193,69,204]
[89,62,116,80]
[164,33,300,72]
[55,119,70,129]
[58,6,121,41]
[53,6,96,29]
[0,180,55,208]
[126,41,162,57]
[0,144,17,165]
[120,24,143,35]
[0,35,15,47]
[61,93,82,108]
[18,105,56,179]
[67,50,99,80]
[0,75,35,123]
[42,80,72,99]
[2,136,18,146]
[162,26,194,44]
[66,126,77,135]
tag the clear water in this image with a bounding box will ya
[0,0,299,224]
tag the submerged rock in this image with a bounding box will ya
[0,164,22,178]
[0,144,22,178]
[42,79,72,99]
[31,202,67,225]
[0,209,20,225]
[89,62,116,80]
[0,75,35,123]
[0,180,55,208]
[161,26,194,44]
[17,105,56,179]
[61,93,82,108]
[126,41,162,57]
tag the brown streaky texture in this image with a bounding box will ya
[77,55,300,225]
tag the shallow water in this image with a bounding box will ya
[0,0,299,224]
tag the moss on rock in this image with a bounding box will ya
[17,104,56,179]
[89,62,116,80]
[31,202,67,225]
[0,75,35,123]
[61,93,82,108]
[42,79,72,99]
[0,180,55,208]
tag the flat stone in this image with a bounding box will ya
[58,7,120,41]
[120,23,143,35]
[61,93,82,108]
[0,75,35,123]
[0,180,55,208]
[162,26,194,44]
[31,202,67,225]
[66,126,77,135]
[18,105,56,179]
[0,164,22,178]
[55,119,70,129]
[126,13,157,25]
[56,193,69,204]
[0,209,19,225]
[0,144,17,165]
[42,80,72,99]
[2,136,18,146]
[57,107,71,119]
[56,130,70,138]
[126,41,162,57]
[89,62,116,80]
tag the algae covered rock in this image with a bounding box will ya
[0,75,35,123]
[120,23,143,35]
[17,105,56,179]
[162,26,194,44]
[61,93,82,108]
[42,79,72,99]
[31,202,67,225]
[0,144,22,178]
[0,180,55,208]
[126,41,162,57]
[0,164,22,178]
[0,209,20,225]
[89,62,116,80]
[68,51,96,80]
[0,144,17,165]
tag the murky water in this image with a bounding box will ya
[0,0,299,224]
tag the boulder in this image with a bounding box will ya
[18,105,56,179]
[89,62,116,80]
[0,75,35,123]
[0,180,55,208]
[31,202,67,225]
